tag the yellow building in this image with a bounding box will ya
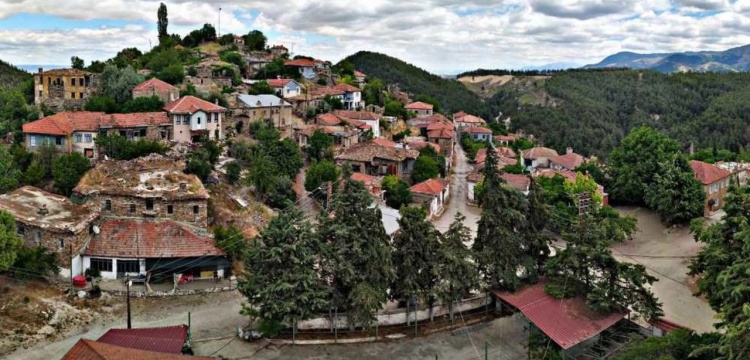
[34,68,96,110]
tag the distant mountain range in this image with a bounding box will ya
[16,64,65,73]
[584,44,750,72]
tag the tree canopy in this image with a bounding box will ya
[0,210,23,270]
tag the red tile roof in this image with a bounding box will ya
[285,58,316,67]
[648,318,693,333]
[351,172,378,185]
[426,120,453,131]
[333,83,361,93]
[453,111,467,119]
[62,339,217,360]
[84,219,224,258]
[427,128,454,139]
[97,326,188,354]
[689,160,731,185]
[23,111,102,135]
[164,96,225,114]
[501,173,530,192]
[334,110,379,121]
[266,78,294,88]
[133,78,178,92]
[309,86,345,97]
[408,114,450,128]
[405,101,434,111]
[535,169,577,182]
[465,126,492,134]
[410,178,447,196]
[354,70,366,78]
[372,138,397,147]
[317,113,342,126]
[522,147,559,159]
[100,112,171,128]
[456,114,486,124]
[549,152,585,171]
[491,281,626,350]
[475,148,517,165]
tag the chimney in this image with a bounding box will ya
[566,147,573,155]
[38,67,43,75]
[37,204,49,217]
[179,182,187,191]
[214,98,219,105]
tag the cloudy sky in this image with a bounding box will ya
[2,0,750,74]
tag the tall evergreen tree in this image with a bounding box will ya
[391,206,441,314]
[522,177,551,282]
[318,171,395,328]
[473,144,528,290]
[238,207,328,331]
[157,3,169,44]
[438,213,479,321]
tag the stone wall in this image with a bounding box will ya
[16,225,92,266]
[132,88,179,104]
[99,195,208,227]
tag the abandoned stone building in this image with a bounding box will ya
[73,155,210,228]
[34,68,98,111]
[132,78,179,103]
[0,186,100,275]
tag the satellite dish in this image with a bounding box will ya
[92,225,100,234]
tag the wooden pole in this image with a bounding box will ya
[68,244,73,294]
[126,280,132,329]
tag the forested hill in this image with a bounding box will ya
[489,70,750,158]
[0,59,32,90]
[339,51,492,119]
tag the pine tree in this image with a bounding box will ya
[157,3,169,44]
[522,178,551,282]
[473,145,528,290]
[391,206,441,320]
[238,207,328,331]
[438,213,479,321]
[318,172,395,329]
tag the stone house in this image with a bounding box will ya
[333,110,381,137]
[335,142,419,180]
[73,155,211,228]
[405,101,434,116]
[410,178,450,218]
[34,68,98,111]
[690,160,732,216]
[270,44,289,57]
[22,111,170,159]
[294,124,360,151]
[549,147,586,171]
[454,113,486,129]
[164,96,226,143]
[132,78,180,103]
[522,146,560,169]
[235,94,292,129]
[0,186,100,274]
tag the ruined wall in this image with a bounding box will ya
[16,225,92,266]
[99,194,208,227]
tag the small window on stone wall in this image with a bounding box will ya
[59,239,64,249]
[193,205,199,214]
[105,199,111,211]
[167,205,173,214]
[130,204,136,213]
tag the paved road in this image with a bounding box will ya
[432,142,482,236]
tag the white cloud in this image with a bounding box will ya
[2,1,750,73]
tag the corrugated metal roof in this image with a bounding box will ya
[491,282,626,350]
[97,325,188,354]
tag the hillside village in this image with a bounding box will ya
[3,4,750,360]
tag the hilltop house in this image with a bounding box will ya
[410,178,450,218]
[549,147,585,171]
[690,160,732,216]
[132,78,179,104]
[235,94,292,129]
[454,113,486,129]
[270,44,289,57]
[266,78,303,98]
[333,83,364,110]
[464,126,493,142]
[466,172,530,203]
[22,111,171,159]
[522,146,560,169]
[285,58,317,79]
[294,124,360,150]
[0,186,100,275]
[34,67,97,111]
[405,101,434,116]
[164,96,225,143]
[334,110,380,137]
[335,142,419,179]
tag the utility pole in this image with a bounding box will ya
[126,279,132,329]
[218,7,222,37]
[69,244,73,294]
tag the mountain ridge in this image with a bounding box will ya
[584,44,750,72]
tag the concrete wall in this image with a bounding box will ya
[82,256,146,280]
[172,112,222,143]
[71,131,98,158]
[297,295,490,330]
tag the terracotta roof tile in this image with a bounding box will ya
[133,78,178,92]
[97,326,188,354]
[334,110,379,121]
[475,148,517,164]
[456,114,486,124]
[100,112,171,128]
[84,219,223,258]
[427,128,454,139]
[317,113,342,126]
[410,178,447,196]
[285,58,316,67]
[501,173,530,192]
[164,96,225,113]
[522,147,559,159]
[62,339,217,360]
[405,101,434,111]
[549,152,585,171]
[266,78,294,88]
[465,126,492,134]
[494,134,516,142]
[354,70,366,77]
[333,83,361,93]
[690,160,732,185]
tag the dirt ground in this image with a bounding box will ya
[611,206,717,333]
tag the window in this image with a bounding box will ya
[84,134,92,143]
[55,137,62,146]
[74,133,82,143]
[146,199,154,211]
[193,205,199,214]
[71,92,75,99]
[129,204,136,213]
[79,92,83,99]
[16,223,24,236]
[38,90,43,97]
[58,239,64,249]
[30,136,36,146]
[213,113,219,122]
[197,117,201,125]
[104,199,112,211]
[119,260,139,274]
[71,78,76,86]
[167,205,173,214]
[90,258,113,272]
[140,129,147,137]
[35,230,41,245]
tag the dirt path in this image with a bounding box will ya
[611,206,717,333]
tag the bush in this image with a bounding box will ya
[52,152,90,196]
[23,161,45,186]
[382,175,412,209]
[226,161,242,184]
[84,95,118,113]
[185,150,213,182]
[12,246,59,280]
[120,96,164,113]
[266,177,296,209]
[95,134,169,160]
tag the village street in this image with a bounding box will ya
[431,142,482,236]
